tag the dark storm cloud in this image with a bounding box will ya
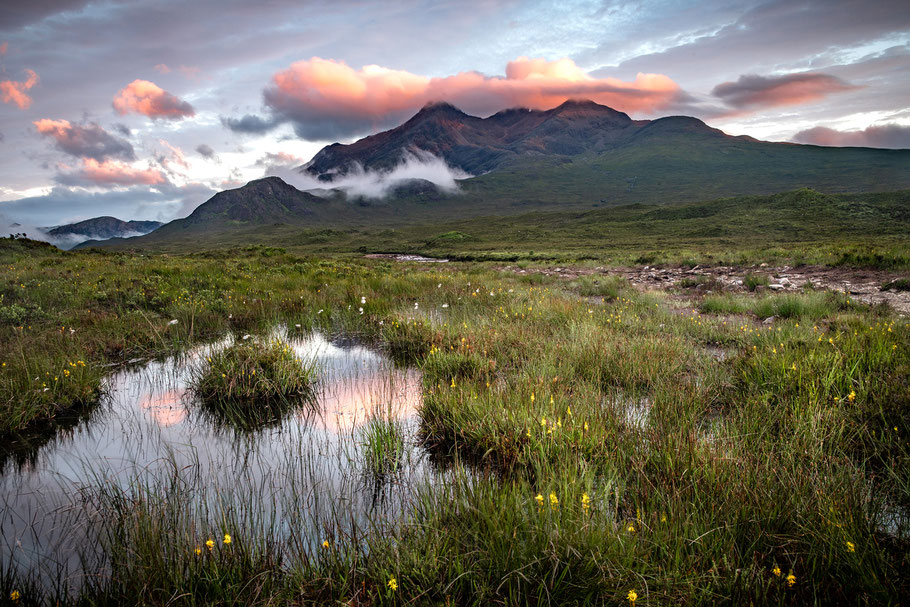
[793,124,910,149]
[33,119,135,160]
[221,113,282,134]
[712,73,859,110]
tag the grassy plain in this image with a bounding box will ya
[97,189,910,272]
[0,231,908,605]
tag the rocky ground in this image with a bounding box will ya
[515,264,910,316]
[365,254,910,315]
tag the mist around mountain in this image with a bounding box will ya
[42,216,163,249]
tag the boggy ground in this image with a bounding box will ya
[1,238,908,605]
[501,263,910,316]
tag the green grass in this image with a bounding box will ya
[882,278,910,292]
[360,415,407,477]
[90,189,910,271]
[743,272,770,292]
[1,238,908,604]
[191,338,317,431]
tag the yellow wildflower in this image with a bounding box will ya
[323,540,330,549]
[535,494,544,507]
[627,523,636,533]
[582,493,591,514]
[627,589,638,603]
[10,590,20,601]
[388,577,398,591]
[223,534,231,545]
[206,539,215,550]
[772,566,781,576]
[848,390,856,403]
[786,572,796,587]
[549,492,559,509]
[194,547,202,555]
[846,541,855,552]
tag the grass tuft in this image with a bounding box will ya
[192,338,316,430]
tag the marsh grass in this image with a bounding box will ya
[360,414,407,477]
[743,272,770,292]
[192,338,316,430]
[1,240,908,604]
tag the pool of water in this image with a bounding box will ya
[0,332,437,587]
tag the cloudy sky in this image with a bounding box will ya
[1,0,908,227]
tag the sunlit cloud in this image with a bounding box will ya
[712,72,859,110]
[112,79,195,119]
[33,118,135,161]
[56,158,168,187]
[1,68,38,109]
[253,56,682,139]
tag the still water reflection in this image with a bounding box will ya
[1,332,434,587]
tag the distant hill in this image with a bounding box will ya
[43,216,162,249]
[83,99,910,250]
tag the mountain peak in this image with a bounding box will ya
[411,101,468,120]
[550,98,631,121]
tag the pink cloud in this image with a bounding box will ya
[0,42,8,56]
[154,63,171,74]
[1,69,39,109]
[58,158,167,186]
[33,118,135,160]
[112,79,194,119]
[261,56,681,138]
[793,124,910,149]
[158,139,189,170]
[712,73,859,109]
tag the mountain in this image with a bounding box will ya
[302,99,910,207]
[85,99,910,251]
[43,216,162,249]
[303,100,651,178]
[77,176,349,249]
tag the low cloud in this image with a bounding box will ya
[251,56,682,140]
[1,68,38,109]
[712,72,858,110]
[56,158,168,187]
[793,123,910,149]
[112,79,195,119]
[1,182,215,228]
[34,118,135,161]
[264,148,469,199]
